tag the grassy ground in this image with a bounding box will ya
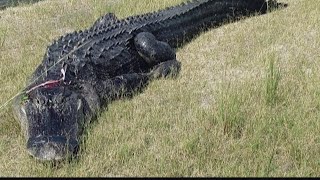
[0,0,319,177]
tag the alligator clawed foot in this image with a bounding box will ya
[150,60,181,79]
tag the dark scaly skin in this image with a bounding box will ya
[11,0,285,161]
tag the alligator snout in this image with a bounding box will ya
[12,86,88,161]
[27,136,78,161]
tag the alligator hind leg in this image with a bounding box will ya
[134,32,176,65]
[134,32,181,78]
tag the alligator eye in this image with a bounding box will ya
[35,98,46,105]
[36,99,41,105]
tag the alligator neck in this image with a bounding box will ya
[143,0,267,48]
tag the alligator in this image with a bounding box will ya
[12,0,285,161]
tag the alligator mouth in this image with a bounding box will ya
[27,136,78,161]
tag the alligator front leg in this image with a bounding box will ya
[96,60,181,102]
[96,72,151,101]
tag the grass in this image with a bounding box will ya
[265,53,281,106]
[0,0,319,177]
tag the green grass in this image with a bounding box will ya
[0,0,319,177]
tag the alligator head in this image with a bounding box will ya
[12,82,99,161]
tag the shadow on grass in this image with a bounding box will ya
[0,0,45,10]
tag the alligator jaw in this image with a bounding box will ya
[12,85,86,161]
[27,135,78,161]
